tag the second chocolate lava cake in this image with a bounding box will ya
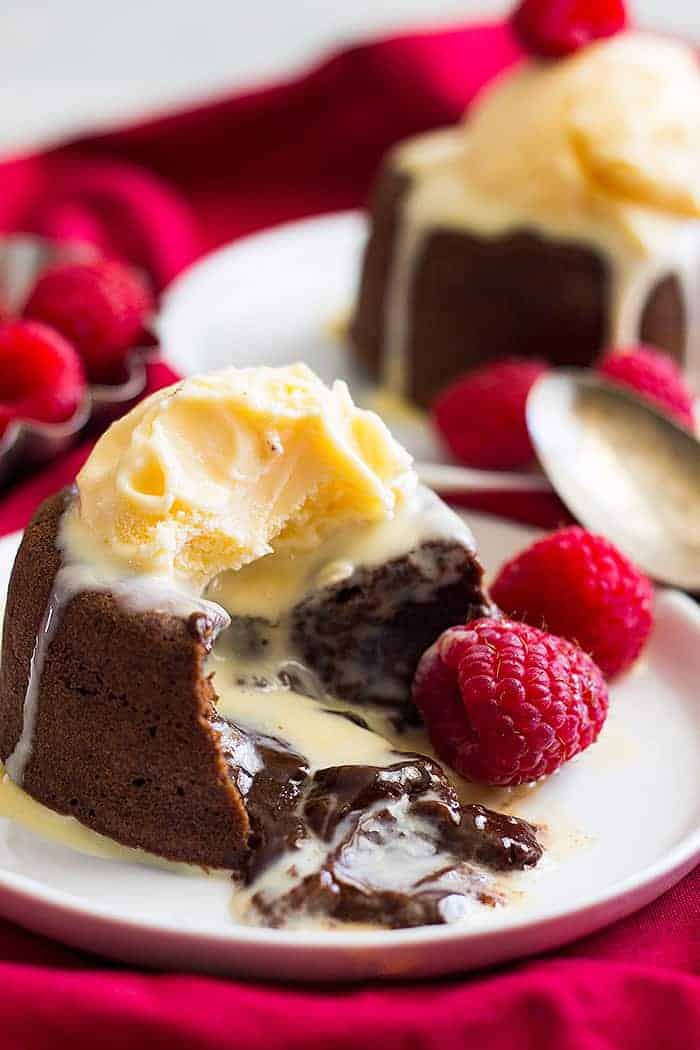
[353,160,686,408]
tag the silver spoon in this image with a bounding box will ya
[526,370,700,590]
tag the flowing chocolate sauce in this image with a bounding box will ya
[212,707,542,929]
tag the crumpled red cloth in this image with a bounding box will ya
[0,18,566,526]
[0,20,697,1050]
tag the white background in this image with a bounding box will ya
[1,0,698,155]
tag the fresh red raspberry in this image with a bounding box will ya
[511,0,627,59]
[24,259,153,384]
[432,357,549,470]
[0,321,86,438]
[491,526,653,678]
[413,618,608,786]
[598,346,695,430]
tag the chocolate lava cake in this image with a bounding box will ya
[352,161,685,408]
[0,488,542,926]
[352,33,700,408]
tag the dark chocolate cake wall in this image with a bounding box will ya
[0,489,252,869]
[351,165,412,381]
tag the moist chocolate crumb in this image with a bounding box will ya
[291,540,490,706]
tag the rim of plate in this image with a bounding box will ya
[0,791,697,951]
[0,586,697,954]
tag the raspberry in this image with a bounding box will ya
[24,259,153,384]
[413,618,608,786]
[491,526,653,678]
[512,0,627,59]
[432,357,548,470]
[0,321,86,437]
[598,346,695,430]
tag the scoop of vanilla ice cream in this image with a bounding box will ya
[464,32,700,242]
[76,363,415,585]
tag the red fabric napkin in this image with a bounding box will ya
[0,21,697,1049]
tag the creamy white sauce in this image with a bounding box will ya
[206,484,472,620]
[215,684,394,772]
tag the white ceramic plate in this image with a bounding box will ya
[158,212,366,383]
[0,517,698,981]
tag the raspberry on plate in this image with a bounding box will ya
[413,618,608,786]
[0,321,86,438]
[598,346,695,430]
[24,259,153,384]
[511,0,628,59]
[491,526,653,678]
[432,357,548,470]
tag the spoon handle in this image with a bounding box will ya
[416,462,552,495]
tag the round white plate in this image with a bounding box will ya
[0,518,698,981]
[159,211,366,383]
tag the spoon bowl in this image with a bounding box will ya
[526,371,700,591]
